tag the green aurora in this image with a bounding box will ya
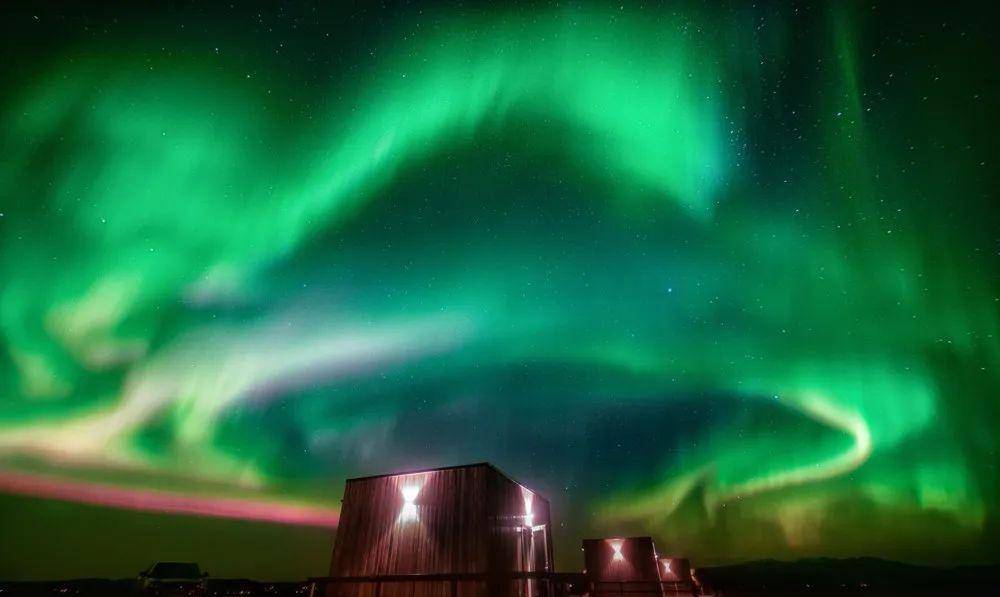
[1,1,998,580]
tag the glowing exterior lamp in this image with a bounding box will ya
[401,484,420,503]
[662,559,672,574]
[610,539,625,562]
[399,484,420,523]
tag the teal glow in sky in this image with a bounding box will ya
[1,1,998,580]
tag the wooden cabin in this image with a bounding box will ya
[326,463,553,597]
[582,537,695,597]
[657,557,692,583]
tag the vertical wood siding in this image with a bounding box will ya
[583,537,663,597]
[657,558,691,583]
[328,464,552,597]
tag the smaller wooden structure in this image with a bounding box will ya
[582,537,696,597]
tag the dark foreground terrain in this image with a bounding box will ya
[695,557,999,595]
[2,559,997,596]
[0,578,309,597]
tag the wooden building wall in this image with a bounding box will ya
[327,463,552,597]
[583,537,662,597]
[657,558,691,583]
[485,466,553,575]
[583,537,660,583]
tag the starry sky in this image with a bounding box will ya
[1,0,998,581]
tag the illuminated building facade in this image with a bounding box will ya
[656,557,692,585]
[327,463,552,597]
[582,537,694,597]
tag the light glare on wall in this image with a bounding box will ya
[398,484,421,523]
[522,486,535,529]
[610,539,624,562]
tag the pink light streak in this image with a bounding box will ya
[0,469,339,528]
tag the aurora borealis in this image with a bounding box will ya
[1,0,998,581]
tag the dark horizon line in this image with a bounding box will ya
[6,556,1000,584]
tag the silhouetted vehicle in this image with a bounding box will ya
[138,562,208,596]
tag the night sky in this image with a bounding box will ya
[1,0,998,581]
